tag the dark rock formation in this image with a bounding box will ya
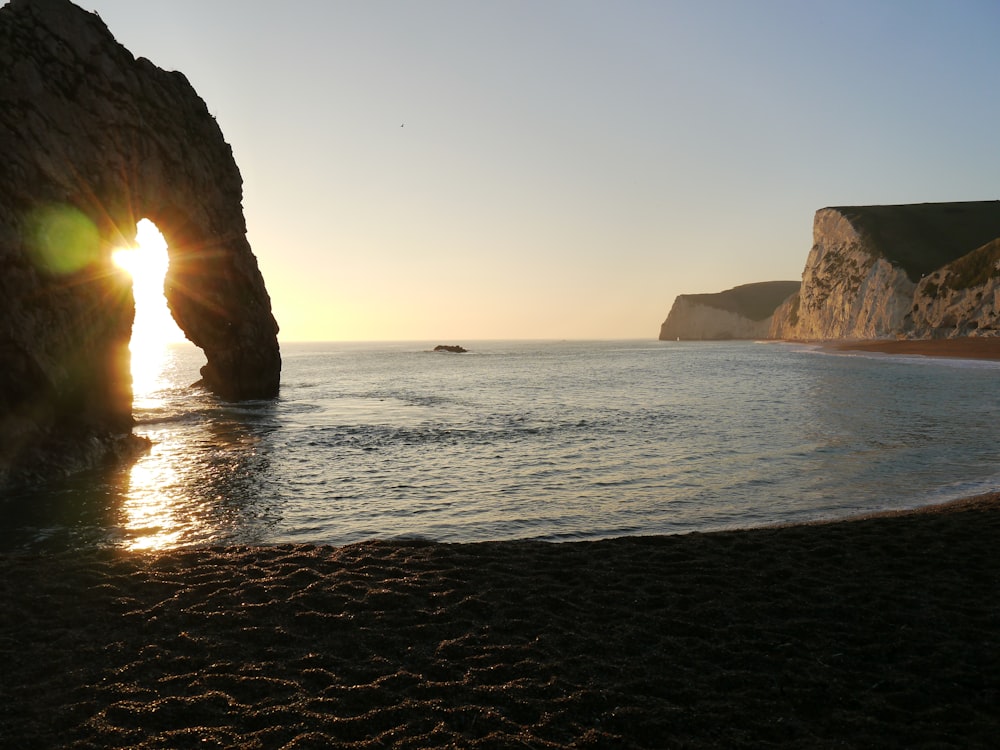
[0,0,280,481]
[433,345,468,353]
[770,202,1000,339]
[659,281,800,340]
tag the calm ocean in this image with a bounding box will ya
[3,339,999,552]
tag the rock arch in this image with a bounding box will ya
[0,0,280,480]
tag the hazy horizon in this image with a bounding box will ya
[9,0,1000,342]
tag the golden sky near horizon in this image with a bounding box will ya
[14,0,1000,342]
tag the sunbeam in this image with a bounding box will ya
[112,219,188,396]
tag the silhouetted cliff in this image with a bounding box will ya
[0,0,280,482]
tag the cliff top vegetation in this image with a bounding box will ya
[941,237,1000,291]
[680,281,801,321]
[831,201,1000,281]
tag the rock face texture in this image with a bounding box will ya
[908,238,1000,337]
[659,281,800,340]
[0,0,280,481]
[770,202,1000,340]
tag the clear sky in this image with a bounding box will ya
[17,1,1000,341]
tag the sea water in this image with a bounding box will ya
[2,339,999,552]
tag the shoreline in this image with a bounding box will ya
[771,489,1000,526]
[823,336,1000,361]
[3,494,999,748]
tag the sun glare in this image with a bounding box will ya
[121,457,183,551]
[113,219,187,395]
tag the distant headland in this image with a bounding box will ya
[660,201,1000,342]
[659,281,800,341]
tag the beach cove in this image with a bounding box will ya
[5,1,1000,746]
[3,336,999,747]
[2,339,999,747]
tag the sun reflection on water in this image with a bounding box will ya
[119,345,193,552]
[120,454,183,551]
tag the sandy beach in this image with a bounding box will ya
[2,496,999,749]
[830,337,1000,361]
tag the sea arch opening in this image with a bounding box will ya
[112,218,201,398]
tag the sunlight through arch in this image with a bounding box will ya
[112,219,205,552]
[113,219,188,396]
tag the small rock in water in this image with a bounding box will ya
[433,345,467,353]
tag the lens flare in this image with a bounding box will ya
[29,204,100,274]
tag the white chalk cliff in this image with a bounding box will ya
[908,238,1000,337]
[770,202,1000,340]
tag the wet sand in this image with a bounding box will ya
[2,496,1000,748]
[830,337,1000,361]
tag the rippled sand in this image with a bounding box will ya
[2,496,1000,748]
